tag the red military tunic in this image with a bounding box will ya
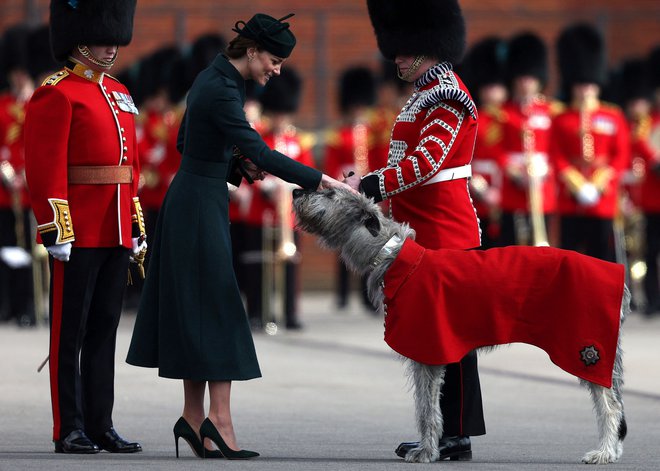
[361,62,481,250]
[24,62,143,248]
[470,104,504,220]
[550,102,630,218]
[324,122,370,181]
[137,108,180,212]
[637,113,660,214]
[0,93,30,209]
[499,97,560,213]
[367,105,398,172]
[246,126,315,227]
[383,238,625,388]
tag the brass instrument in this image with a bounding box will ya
[522,104,549,247]
[261,129,299,334]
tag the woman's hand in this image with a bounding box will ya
[242,158,267,182]
[319,173,359,193]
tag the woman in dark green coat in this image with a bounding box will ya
[126,13,351,459]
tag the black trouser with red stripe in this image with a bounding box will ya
[439,351,486,437]
[48,247,129,441]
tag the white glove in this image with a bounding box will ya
[131,236,147,259]
[47,242,72,262]
[576,183,600,207]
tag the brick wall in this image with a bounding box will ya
[2,0,659,290]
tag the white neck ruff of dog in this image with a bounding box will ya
[371,234,403,268]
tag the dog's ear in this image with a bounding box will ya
[364,212,381,237]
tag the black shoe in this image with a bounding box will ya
[199,418,259,459]
[91,428,142,453]
[285,320,303,330]
[395,435,472,461]
[54,429,100,454]
[173,417,223,459]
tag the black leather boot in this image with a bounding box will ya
[395,435,472,461]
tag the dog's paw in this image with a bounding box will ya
[404,446,437,463]
[581,449,618,464]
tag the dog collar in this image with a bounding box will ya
[371,235,403,268]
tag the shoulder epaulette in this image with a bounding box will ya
[601,101,622,113]
[324,129,342,147]
[548,99,566,116]
[419,73,477,119]
[299,131,317,150]
[42,69,69,87]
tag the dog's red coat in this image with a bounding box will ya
[383,239,625,388]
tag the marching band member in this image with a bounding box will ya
[498,32,561,247]
[246,67,313,329]
[551,23,630,262]
[324,66,376,310]
[0,24,34,326]
[461,37,508,248]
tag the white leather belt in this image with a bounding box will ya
[423,164,472,186]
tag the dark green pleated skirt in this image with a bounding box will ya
[126,158,261,381]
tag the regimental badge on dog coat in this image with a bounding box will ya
[382,239,625,388]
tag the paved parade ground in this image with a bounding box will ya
[1,293,659,470]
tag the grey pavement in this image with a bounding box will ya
[1,292,659,471]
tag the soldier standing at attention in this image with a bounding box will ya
[346,0,486,460]
[498,32,561,248]
[0,24,35,326]
[324,66,377,310]
[23,0,144,454]
[460,37,508,248]
[551,23,630,262]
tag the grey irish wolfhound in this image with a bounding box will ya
[292,187,629,464]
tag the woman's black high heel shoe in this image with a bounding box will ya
[173,417,223,459]
[199,418,259,459]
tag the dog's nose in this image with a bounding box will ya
[292,189,304,199]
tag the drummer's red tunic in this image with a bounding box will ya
[382,239,625,388]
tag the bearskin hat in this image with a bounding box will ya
[187,33,227,87]
[462,36,507,91]
[557,22,607,88]
[136,45,181,106]
[259,67,302,114]
[0,24,30,74]
[618,58,652,104]
[649,46,660,91]
[27,24,62,81]
[338,67,376,113]
[50,0,137,62]
[506,32,548,86]
[366,0,466,63]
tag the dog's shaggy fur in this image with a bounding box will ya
[292,187,629,464]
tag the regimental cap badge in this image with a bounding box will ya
[580,345,600,366]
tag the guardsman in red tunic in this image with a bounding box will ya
[348,0,485,460]
[367,60,411,174]
[136,46,183,238]
[498,33,562,247]
[551,23,630,262]
[460,37,508,248]
[633,50,660,315]
[324,67,377,310]
[23,0,143,454]
[0,24,35,326]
